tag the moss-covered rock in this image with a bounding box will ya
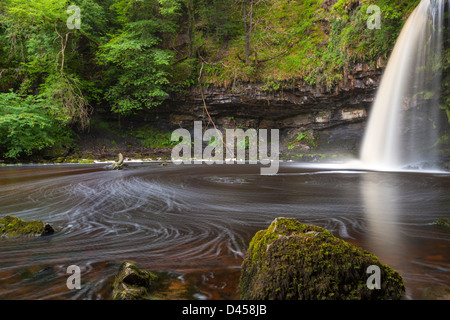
[112,262,159,300]
[0,215,55,238]
[434,218,450,228]
[239,217,405,300]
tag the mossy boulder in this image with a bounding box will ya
[112,262,159,300]
[239,217,405,300]
[434,218,450,228]
[0,215,55,238]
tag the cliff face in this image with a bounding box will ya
[165,62,383,158]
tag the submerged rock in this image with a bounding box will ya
[111,261,216,299]
[239,217,405,300]
[0,215,55,238]
[422,286,450,300]
[112,262,158,300]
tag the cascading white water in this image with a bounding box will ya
[360,0,447,171]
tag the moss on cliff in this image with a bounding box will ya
[239,217,405,300]
[202,0,421,89]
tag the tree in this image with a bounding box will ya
[97,0,180,115]
[0,91,65,158]
[0,0,93,128]
[243,0,254,64]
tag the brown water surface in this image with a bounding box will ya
[0,162,449,299]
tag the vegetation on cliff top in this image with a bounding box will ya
[201,0,421,88]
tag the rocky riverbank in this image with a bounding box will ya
[4,57,448,167]
[25,60,381,165]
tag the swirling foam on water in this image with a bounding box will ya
[0,163,449,299]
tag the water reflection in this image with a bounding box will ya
[360,173,405,265]
[360,170,450,299]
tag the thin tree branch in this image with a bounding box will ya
[198,62,234,157]
[54,23,72,74]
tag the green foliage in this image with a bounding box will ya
[0,0,426,96]
[0,0,93,130]
[2,0,68,22]
[236,137,250,150]
[131,125,177,148]
[296,132,306,142]
[441,46,450,123]
[97,1,178,115]
[208,135,221,148]
[201,0,422,88]
[72,0,110,42]
[0,91,66,158]
[434,218,450,228]
[90,119,176,149]
[197,0,241,41]
[0,0,436,160]
[98,33,173,114]
[39,73,92,128]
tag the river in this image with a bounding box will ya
[0,162,449,300]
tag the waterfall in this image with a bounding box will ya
[360,0,447,171]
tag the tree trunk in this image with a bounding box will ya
[243,0,249,63]
[248,0,253,61]
[187,0,195,58]
[243,0,254,64]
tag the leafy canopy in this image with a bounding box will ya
[0,91,66,158]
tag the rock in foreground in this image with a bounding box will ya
[434,218,450,228]
[0,215,55,238]
[112,262,158,300]
[240,217,405,300]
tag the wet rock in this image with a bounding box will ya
[112,262,158,300]
[0,215,55,238]
[239,217,405,300]
[105,153,125,170]
[434,218,450,228]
